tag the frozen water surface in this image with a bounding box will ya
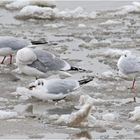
[0,0,140,139]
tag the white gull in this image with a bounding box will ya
[27,76,94,101]
[0,36,31,64]
[16,47,85,78]
[117,51,140,102]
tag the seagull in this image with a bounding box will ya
[117,51,140,102]
[16,47,86,78]
[0,36,31,64]
[0,36,48,64]
[28,76,94,101]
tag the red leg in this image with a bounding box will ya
[9,54,12,64]
[1,56,6,64]
[131,78,136,90]
[131,78,136,102]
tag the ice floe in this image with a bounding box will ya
[101,71,117,80]
[129,106,140,121]
[55,95,96,127]
[14,104,33,116]
[102,113,116,121]
[0,110,18,120]
[78,24,86,28]
[134,124,140,132]
[100,20,122,25]
[5,0,55,10]
[114,2,140,15]
[16,6,97,20]
[0,0,15,6]
[103,49,131,58]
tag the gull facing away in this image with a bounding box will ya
[28,76,94,101]
[117,51,140,102]
[0,36,31,64]
[16,47,86,78]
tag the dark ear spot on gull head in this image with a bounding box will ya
[37,80,44,86]
[28,79,45,90]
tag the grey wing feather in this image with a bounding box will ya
[28,60,47,73]
[33,49,70,71]
[0,36,30,50]
[46,79,78,94]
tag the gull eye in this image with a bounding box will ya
[38,82,40,85]
[124,54,127,57]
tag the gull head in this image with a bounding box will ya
[28,79,46,90]
[16,47,37,65]
[121,50,132,58]
[117,50,132,67]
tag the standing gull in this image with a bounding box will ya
[16,47,86,77]
[117,51,140,102]
[0,36,47,64]
[28,76,94,100]
[0,36,31,64]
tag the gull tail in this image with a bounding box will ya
[69,66,86,72]
[78,76,94,85]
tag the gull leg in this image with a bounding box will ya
[1,56,6,64]
[127,78,136,103]
[133,97,136,102]
[9,54,12,64]
[131,78,136,102]
[131,78,136,90]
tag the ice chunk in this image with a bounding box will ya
[103,49,130,58]
[100,20,121,25]
[129,106,140,121]
[134,124,140,132]
[78,24,86,28]
[16,6,96,20]
[102,113,116,121]
[6,0,55,10]
[0,110,18,120]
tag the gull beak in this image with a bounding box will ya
[28,85,36,90]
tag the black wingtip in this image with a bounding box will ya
[70,66,86,72]
[78,76,94,85]
[31,41,48,45]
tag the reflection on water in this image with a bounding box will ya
[73,130,92,139]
